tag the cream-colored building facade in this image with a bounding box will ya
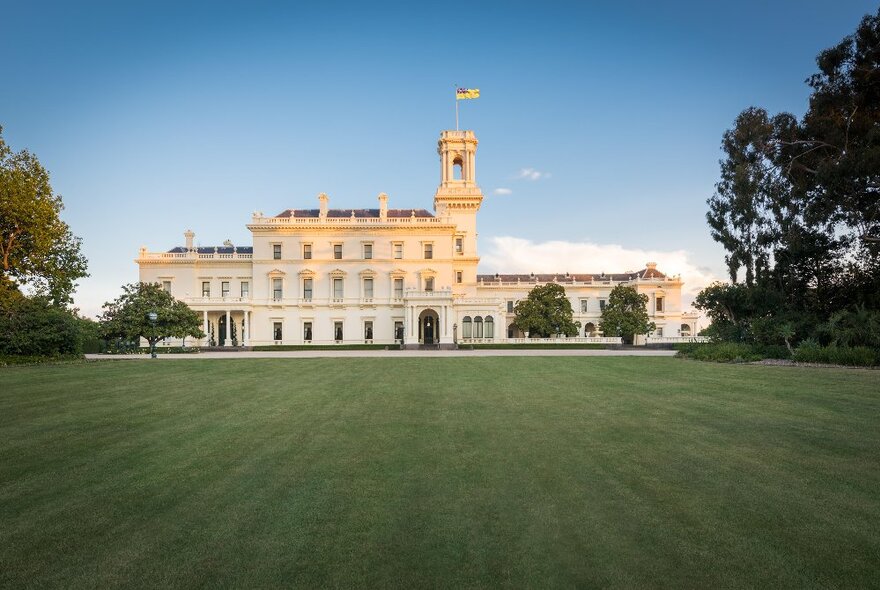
[137,130,698,347]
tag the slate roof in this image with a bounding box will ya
[167,246,253,254]
[477,268,667,282]
[275,208,435,218]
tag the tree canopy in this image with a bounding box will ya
[512,283,580,337]
[0,126,88,306]
[99,283,204,349]
[702,9,880,346]
[599,285,655,345]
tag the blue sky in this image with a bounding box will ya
[2,0,877,316]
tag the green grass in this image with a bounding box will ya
[1,358,878,588]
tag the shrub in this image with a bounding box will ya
[792,341,878,367]
[0,296,84,356]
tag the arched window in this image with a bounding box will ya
[680,323,691,336]
[453,157,463,180]
[485,316,494,338]
[584,322,596,337]
[474,316,483,338]
[462,316,472,339]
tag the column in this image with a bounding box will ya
[225,309,232,347]
[243,310,249,347]
[202,310,208,345]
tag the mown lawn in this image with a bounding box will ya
[1,358,878,588]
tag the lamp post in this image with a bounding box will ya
[147,312,158,358]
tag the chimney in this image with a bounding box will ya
[318,193,329,219]
[184,229,195,251]
[378,192,388,221]
[646,261,657,270]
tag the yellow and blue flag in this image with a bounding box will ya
[456,88,480,100]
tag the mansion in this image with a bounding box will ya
[137,130,698,347]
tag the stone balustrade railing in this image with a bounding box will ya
[646,336,709,344]
[249,215,446,226]
[140,251,253,260]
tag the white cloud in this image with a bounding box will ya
[480,236,720,310]
[516,168,549,181]
[493,187,512,195]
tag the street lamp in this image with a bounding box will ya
[147,312,158,358]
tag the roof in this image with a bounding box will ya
[167,246,253,254]
[477,268,667,282]
[275,208,435,218]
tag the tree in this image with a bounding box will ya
[599,285,655,345]
[99,283,205,352]
[0,126,88,306]
[512,283,580,337]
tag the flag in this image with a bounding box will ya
[456,88,480,100]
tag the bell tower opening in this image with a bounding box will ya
[453,156,463,180]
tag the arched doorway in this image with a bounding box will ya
[418,308,439,345]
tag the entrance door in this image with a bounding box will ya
[423,315,435,345]
[218,315,226,346]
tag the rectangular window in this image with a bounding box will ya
[334,321,344,342]
[162,280,171,292]
[363,278,374,299]
[599,299,607,312]
[273,244,281,260]
[364,321,373,341]
[424,243,433,259]
[241,281,249,297]
[393,278,403,299]
[202,281,210,297]
[273,322,282,341]
[363,243,372,259]
[455,237,463,253]
[425,277,434,292]
[272,278,282,300]
[221,281,230,297]
[393,242,403,259]
[303,243,312,260]
[333,278,343,299]
[303,278,313,301]
[656,297,664,312]
[581,299,588,313]
[507,300,514,313]
[303,321,312,342]
[394,321,404,341]
[333,243,343,259]
[656,327,664,337]
[456,271,462,284]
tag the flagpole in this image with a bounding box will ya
[454,84,459,131]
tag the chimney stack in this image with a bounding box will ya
[184,229,195,251]
[318,193,329,219]
[378,192,388,221]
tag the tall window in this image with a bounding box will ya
[364,321,373,341]
[507,301,514,313]
[474,316,484,338]
[393,242,403,259]
[363,278,374,299]
[273,322,282,341]
[456,271,462,284]
[162,280,171,292]
[273,244,281,260]
[221,281,230,297]
[333,244,343,259]
[485,316,494,338]
[455,237,463,253]
[303,322,313,342]
[202,281,210,297]
[333,278,343,299]
[393,278,404,299]
[394,321,404,341]
[462,316,472,338]
[334,321,344,342]
[599,299,607,312]
[363,244,373,259]
[241,281,249,297]
[272,278,283,300]
[303,278,313,301]
[680,323,691,336]
[303,244,312,259]
[656,297,664,312]
[580,299,588,313]
[424,243,433,259]
[425,277,434,292]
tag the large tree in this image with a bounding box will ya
[0,126,88,305]
[599,285,655,345]
[99,283,204,352]
[512,283,580,338]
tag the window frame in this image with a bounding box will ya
[333,243,343,260]
[272,244,282,260]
